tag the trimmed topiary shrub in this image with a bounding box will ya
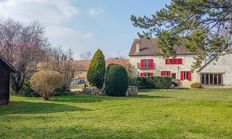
[87,49,105,89]
[105,64,128,96]
[133,77,172,89]
[191,82,202,88]
[30,70,63,100]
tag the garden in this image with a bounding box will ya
[1,88,232,139]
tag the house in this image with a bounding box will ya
[129,38,200,87]
[197,53,232,87]
[73,58,129,81]
[0,56,16,105]
[129,38,232,88]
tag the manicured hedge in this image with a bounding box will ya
[105,64,128,96]
[129,76,172,89]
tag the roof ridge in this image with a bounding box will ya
[0,55,16,72]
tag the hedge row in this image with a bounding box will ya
[129,76,172,89]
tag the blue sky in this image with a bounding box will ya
[0,0,170,59]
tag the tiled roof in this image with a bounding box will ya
[73,59,129,71]
[129,38,198,56]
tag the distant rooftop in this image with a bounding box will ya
[73,58,129,71]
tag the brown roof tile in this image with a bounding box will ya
[129,38,197,56]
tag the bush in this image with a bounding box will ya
[20,82,40,97]
[30,70,63,100]
[128,77,138,86]
[133,77,172,89]
[87,49,105,89]
[191,82,202,88]
[105,64,128,96]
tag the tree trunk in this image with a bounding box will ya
[42,94,49,101]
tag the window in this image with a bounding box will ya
[180,71,191,81]
[201,73,223,86]
[165,58,183,64]
[184,72,188,80]
[161,71,171,77]
[140,72,153,77]
[144,59,150,68]
[140,59,154,69]
[172,73,176,79]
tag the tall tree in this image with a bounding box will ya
[131,0,232,69]
[79,51,92,60]
[87,49,105,89]
[0,19,49,94]
[43,47,75,91]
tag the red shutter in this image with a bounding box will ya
[168,71,171,76]
[150,59,154,69]
[188,71,192,81]
[141,59,145,68]
[174,59,177,64]
[179,59,183,64]
[165,59,168,64]
[150,72,153,77]
[161,71,164,76]
[180,71,184,80]
[140,72,145,77]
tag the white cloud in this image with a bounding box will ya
[0,0,99,59]
[87,8,104,16]
[46,26,95,40]
[0,0,79,25]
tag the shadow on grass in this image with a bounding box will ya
[51,95,104,103]
[139,88,190,93]
[0,101,91,115]
[134,95,172,99]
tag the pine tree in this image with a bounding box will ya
[131,0,232,69]
[87,49,105,89]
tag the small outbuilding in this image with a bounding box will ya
[0,56,16,105]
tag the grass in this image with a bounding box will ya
[0,89,232,139]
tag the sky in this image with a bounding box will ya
[0,0,171,59]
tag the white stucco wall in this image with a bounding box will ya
[199,54,232,87]
[129,55,200,87]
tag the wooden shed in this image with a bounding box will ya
[0,56,16,105]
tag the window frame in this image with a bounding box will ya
[200,73,223,86]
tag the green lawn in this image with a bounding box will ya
[0,89,232,139]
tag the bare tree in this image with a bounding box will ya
[43,47,75,91]
[79,51,92,60]
[0,19,49,94]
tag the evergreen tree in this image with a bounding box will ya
[105,64,128,96]
[87,49,105,89]
[131,0,232,69]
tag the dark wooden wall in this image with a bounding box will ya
[0,62,10,105]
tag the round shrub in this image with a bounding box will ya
[191,82,202,88]
[30,70,63,100]
[87,49,105,89]
[105,64,128,96]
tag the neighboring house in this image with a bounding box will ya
[73,59,129,81]
[197,53,232,87]
[128,38,194,87]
